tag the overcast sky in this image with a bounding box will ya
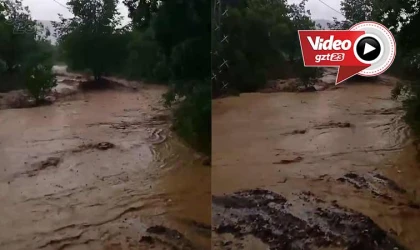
[22,0,130,23]
[22,0,343,22]
[289,0,343,20]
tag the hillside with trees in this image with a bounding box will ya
[211,0,319,97]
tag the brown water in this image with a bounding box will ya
[0,84,210,249]
[212,83,420,249]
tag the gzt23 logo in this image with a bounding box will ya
[315,53,345,63]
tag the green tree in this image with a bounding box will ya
[123,0,158,30]
[157,0,211,154]
[287,0,316,62]
[25,65,57,103]
[212,0,317,95]
[122,28,169,81]
[0,0,56,98]
[0,0,38,74]
[328,0,415,32]
[122,0,211,154]
[54,0,125,81]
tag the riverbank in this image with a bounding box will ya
[0,66,143,110]
[259,68,401,93]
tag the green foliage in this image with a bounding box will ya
[294,63,320,87]
[25,65,57,102]
[54,0,124,80]
[0,1,37,74]
[123,0,211,154]
[169,37,209,81]
[165,81,211,154]
[402,83,420,136]
[123,0,158,30]
[212,0,318,96]
[328,0,416,32]
[340,0,376,23]
[121,30,170,81]
[158,0,210,154]
[0,0,56,96]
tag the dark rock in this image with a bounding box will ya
[145,225,195,250]
[96,142,115,150]
[408,201,420,209]
[147,226,183,240]
[373,174,406,194]
[315,121,352,129]
[273,156,303,164]
[212,189,405,250]
[299,86,317,92]
[202,157,211,166]
[139,236,154,244]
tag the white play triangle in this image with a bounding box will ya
[363,43,376,55]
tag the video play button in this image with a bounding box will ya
[356,36,381,62]
[364,43,376,55]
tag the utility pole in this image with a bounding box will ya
[212,0,229,96]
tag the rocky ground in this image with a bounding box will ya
[212,188,407,250]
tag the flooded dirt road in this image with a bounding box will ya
[212,83,420,249]
[0,77,210,249]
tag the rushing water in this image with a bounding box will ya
[212,83,420,249]
[0,80,210,249]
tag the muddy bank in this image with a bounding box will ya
[0,66,141,110]
[138,225,204,250]
[213,189,405,250]
[261,68,337,93]
[261,68,401,93]
[212,83,420,249]
[0,71,210,249]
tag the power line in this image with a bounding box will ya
[50,0,70,10]
[317,0,350,22]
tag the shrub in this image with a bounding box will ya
[25,65,57,103]
[294,62,320,87]
[164,81,211,155]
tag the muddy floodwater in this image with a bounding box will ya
[212,83,420,250]
[0,78,210,249]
